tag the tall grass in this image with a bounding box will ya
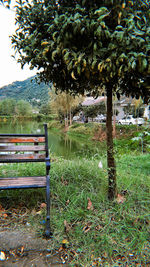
[0,150,149,265]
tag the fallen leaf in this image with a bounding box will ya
[95,224,103,231]
[116,194,126,204]
[3,213,8,219]
[40,203,46,209]
[36,210,42,215]
[87,198,94,210]
[103,251,108,258]
[62,239,69,245]
[61,176,68,185]
[62,239,69,249]
[65,199,70,205]
[21,246,24,254]
[83,222,92,233]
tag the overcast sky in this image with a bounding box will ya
[0,3,37,88]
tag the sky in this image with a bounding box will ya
[0,3,37,88]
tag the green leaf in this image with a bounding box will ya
[133,29,145,36]
[94,7,108,15]
[52,32,58,41]
[77,65,81,75]
[52,50,57,61]
[97,13,110,22]
[93,43,97,52]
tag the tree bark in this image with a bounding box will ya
[69,108,72,126]
[106,84,117,200]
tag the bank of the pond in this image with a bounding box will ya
[48,120,150,154]
[0,114,55,122]
[48,120,148,138]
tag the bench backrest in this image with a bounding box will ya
[0,124,49,164]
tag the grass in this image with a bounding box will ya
[0,124,150,265]
[0,147,150,265]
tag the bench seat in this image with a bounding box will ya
[0,176,46,189]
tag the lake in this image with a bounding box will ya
[0,120,104,159]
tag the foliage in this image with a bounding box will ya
[50,88,84,124]
[123,98,145,117]
[39,102,51,115]
[0,98,16,116]
[16,99,32,116]
[82,102,106,119]
[132,98,145,117]
[0,76,50,107]
[131,130,150,153]
[12,0,150,102]
[0,98,32,116]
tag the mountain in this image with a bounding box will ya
[0,76,51,106]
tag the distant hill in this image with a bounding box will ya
[0,76,51,106]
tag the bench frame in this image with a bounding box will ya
[0,124,52,238]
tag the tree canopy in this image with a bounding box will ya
[12,0,150,102]
[11,0,150,200]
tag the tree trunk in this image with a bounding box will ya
[113,115,116,138]
[106,84,117,200]
[113,98,116,138]
[69,108,72,126]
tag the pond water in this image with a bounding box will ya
[0,120,104,159]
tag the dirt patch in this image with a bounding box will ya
[0,226,69,266]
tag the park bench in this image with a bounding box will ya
[0,124,51,238]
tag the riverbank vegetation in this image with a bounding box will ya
[0,128,149,265]
[0,98,32,116]
[48,121,150,152]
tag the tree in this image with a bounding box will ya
[0,98,16,115]
[39,102,51,115]
[132,98,144,117]
[123,98,144,117]
[12,0,150,200]
[0,98,32,116]
[50,88,83,126]
[82,102,106,121]
[15,100,32,116]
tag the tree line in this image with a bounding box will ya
[0,98,32,116]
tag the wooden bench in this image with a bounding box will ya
[0,124,52,238]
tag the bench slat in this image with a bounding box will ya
[0,145,45,152]
[0,137,45,143]
[0,176,46,188]
[0,153,45,162]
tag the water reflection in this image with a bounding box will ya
[0,120,103,159]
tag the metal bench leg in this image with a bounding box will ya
[45,175,52,238]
